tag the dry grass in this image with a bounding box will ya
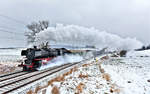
[110,88,114,93]
[99,64,105,73]
[42,89,47,94]
[63,67,77,77]
[35,86,41,93]
[27,85,48,94]
[110,88,121,93]
[102,73,111,81]
[100,68,105,73]
[27,90,34,94]
[113,89,121,93]
[82,62,94,67]
[69,76,73,79]
[48,67,77,85]
[56,76,65,82]
[48,76,65,85]
[78,73,88,78]
[63,69,73,77]
[101,56,109,60]
[82,64,90,67]
[110,83,121,93]
[51,86,60,94]
[76,82,85,93]
[0,65,16,74]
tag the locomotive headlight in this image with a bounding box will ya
[42,60,47,62]
[42,59,48,65]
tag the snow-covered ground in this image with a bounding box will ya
[102,50,150,94]
[0,48,22,74]
[0,48,22,62]
[103,57,150,94]
[43,57,120,94]
[127,49,150,57]
[35,50,150,94]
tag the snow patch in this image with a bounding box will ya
[102,57,150,94]
[127,50,150,57]
[45,59,120,94]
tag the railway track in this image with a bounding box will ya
[0,71,28,82]
[0,62,79,94]
[0,70,23,78]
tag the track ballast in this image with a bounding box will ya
[0,62,79,94]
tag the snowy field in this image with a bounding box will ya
[0,48,22,74]
[103,57,150,94]
[0,48,22,62]
[34,50,150,94]
[102,50,150,94]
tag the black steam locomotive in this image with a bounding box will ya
[21,46,71,71]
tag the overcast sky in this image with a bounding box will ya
[0,0,150,47]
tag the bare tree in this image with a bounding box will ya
[25,20,49,44]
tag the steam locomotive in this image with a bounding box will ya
[21,46,72,71]
[20,45,96,71]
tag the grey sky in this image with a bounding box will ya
[0,0,150,47]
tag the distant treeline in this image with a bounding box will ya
[0,47,24,49]
[135,45,150,51]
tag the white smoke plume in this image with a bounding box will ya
[34,24,143,50]
[37,54,83,70]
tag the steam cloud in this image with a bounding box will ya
[35,24,143,50]
[37,54,83,70]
